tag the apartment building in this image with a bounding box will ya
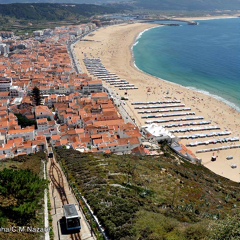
[35,105,54,120]
[0,77,12,92]
[7,128,35,141]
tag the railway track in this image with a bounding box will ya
[71,232,82,240]
[49,158,69,205]
[49,156,82,240]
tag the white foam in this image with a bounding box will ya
[136,29,148,41]
[131,26,159,51]
[131,25,240,113]
[133,60,240,113]
[134,26,160,45]
[132,41,139,47]
[132,25,161,67]
[186,86,240,112]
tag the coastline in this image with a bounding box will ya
[133,18,240,113]
[75,21,240,182]
[176,15,240,21]
[131,25,161,78]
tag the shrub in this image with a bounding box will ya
[208,214,240,240]
[184,223,208,240]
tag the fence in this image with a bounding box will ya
[57,158,108,240]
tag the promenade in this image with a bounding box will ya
[73,22,240,182]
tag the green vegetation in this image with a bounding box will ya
[0,168,47,221]
[31,86,43,106]
[47,189,54,240]
[0,15,83,37]
[15,113,36,128]
[1,1,240,12]
[0,2,237,36]
[55,148,240,239]
[0,152,48,240]
[0,3,131,35]
[0,3,129,21]
[208,213,240,240]
[0,0,128,3]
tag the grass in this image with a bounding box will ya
[55,148,240,239]
[0,152,47,240]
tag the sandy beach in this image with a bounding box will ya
[177,14,240,21]
[74,19,240,182]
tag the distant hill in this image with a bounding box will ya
[133,0,240,11]
[0,0,240,11]
[0,3,130,21]
[0,0,130,3]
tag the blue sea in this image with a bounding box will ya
[133,18,240,112]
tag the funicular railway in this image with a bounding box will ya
[48,147,82,240]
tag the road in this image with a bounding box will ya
[106,87,140,126]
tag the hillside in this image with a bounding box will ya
[0,0,130,3]
[1,0,240,11]
[0,3,130,21]
[0,0,128,4]
[0,152,48,240]
[55,147,240,240]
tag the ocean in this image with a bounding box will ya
[133,18,240,112]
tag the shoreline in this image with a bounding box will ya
[169,13,240,21]
[132,18,240,113]
[132,48,240,114]
[75,20,240,182]
[176,15,240,21]
[130,25,161,83]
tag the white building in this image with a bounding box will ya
[33,30,44,37]
[7,129,35,141]
[0,135,6,145]
[0,144,14,158]
[43,29,53,36]
[143,123,175,143]
[37,118,49,132]
[69,28,82,37]
[10,86,25,98]
[16,144,36,155]
[10,97,23,106]
[82,80,103,94]
[0,43,10,55]
[35,106,54,121]
[0,77,12,91]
